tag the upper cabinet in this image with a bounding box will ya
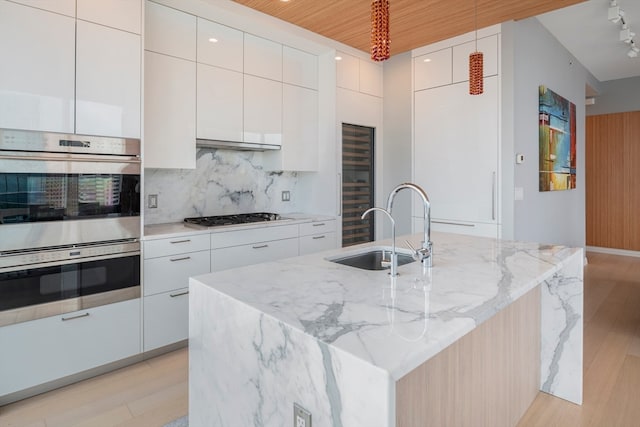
[336,51,382,97]
[283,46,318,89]
[414,48,452,90]
[145,0,196,60]
[243,75,282,146]
[196,63,243,142]
[0,0,142,137]
[76,21,141,138]
[244,34,282,81]
[197,18,243,72]
[77,0,142,34]
[0,1,75,133]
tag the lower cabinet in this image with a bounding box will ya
[0,299,141,398]
[143,288,189,352]
[299,220,337,255]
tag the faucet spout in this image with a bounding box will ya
[386,183,433,268]
[361,207,398,276]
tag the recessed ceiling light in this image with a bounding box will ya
[209,37,218,43]
[335,56,342,61]
[423,58,432,62]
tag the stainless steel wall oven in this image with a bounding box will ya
[0,129,141,326]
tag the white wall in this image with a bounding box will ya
[507,18,591,247]
[382,52,413,237]
[587,76,640,115]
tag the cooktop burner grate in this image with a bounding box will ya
[183,212,281,227]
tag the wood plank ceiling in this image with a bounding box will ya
[232,0,586,56]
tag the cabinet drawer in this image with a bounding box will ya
[0,299,140,398]
[299,232,336,255]
[144,233,209,259]
[211,237,298,272]
[299,220,336,236]
[211,224,298,249]
[143,289,189,352]
[144,250,210,296]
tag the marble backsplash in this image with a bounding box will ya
[143,148,299,225]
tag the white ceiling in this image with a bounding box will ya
[538,0,640,82]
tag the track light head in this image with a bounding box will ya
[620,28,636,43]
[608,6,624,23]
[628,48,638,58]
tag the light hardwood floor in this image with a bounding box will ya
[1,252,640,427]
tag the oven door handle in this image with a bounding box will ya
[0,153,140,164]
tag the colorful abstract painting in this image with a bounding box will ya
[539,85,576,191]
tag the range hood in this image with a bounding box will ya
[196,138,280,151]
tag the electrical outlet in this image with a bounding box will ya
[148,194,158,209]
[293,403,311,427]
[282,190,291,202]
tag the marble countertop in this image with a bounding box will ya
[191,231,582,380]
[143,213,335,240]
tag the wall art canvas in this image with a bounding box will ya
[538,85,576,191]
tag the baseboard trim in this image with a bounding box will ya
[586,246,640,258]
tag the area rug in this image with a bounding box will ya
[163,415,188,427]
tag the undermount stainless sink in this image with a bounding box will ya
[326,246,415,271]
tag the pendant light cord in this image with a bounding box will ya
[474,0,478,51]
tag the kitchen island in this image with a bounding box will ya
[189,231,583,426]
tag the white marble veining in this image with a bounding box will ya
[190,232,583,426]
[144,148,299,225]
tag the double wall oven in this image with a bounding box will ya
[0,129,141,327]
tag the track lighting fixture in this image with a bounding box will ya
[608,1,637,59]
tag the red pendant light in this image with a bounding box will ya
[371,0,390,61]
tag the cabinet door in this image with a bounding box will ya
[283,46,317,89]
[0,1,75,133]
[244,33,282,81]
[243,75,282,146]
[144,51,196,169]
[144,249,210,296]
[76,21,141,138]
[211,237,298,272]
[77,0,142,34]
[144,289,189,351]
[359,60,383,97]
[414,75,498,224]
[9,0,75,16]
[197,18,243,72]
[336,51,359,91]
[197,64,243,142]
[299,232,336,255]
[0,299,140,397]
[452,35,499,83]
[265,84,317,171]
[414,48,452,90]
[144,0,196,60]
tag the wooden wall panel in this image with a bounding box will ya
[396,287,540,427]
[586,111,640,251]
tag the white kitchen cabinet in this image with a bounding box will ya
[264,84,318,171]
[244,33,282,81]
[76,20,141,138]
[299,220,337,255]
[359,60,383,97]
[0,1,75,133]
[283,46,318,89]
[143,288,189,351]
[243,75,282,146]
[142,234,210,350]
[143,249,210,296]
[414,48,452,90]
[9,0,75,16]
[197,18,243,72]
[210,224,299,272]
[144,0,196,60]
[414,75,499,230]
[0,299,140,398]
[197,63,243,142]
[77,0,142,34]
[144,51,196,169]
[336,51,359,91]
[452,35,499,83]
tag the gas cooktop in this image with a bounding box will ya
[184,212,282,228]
